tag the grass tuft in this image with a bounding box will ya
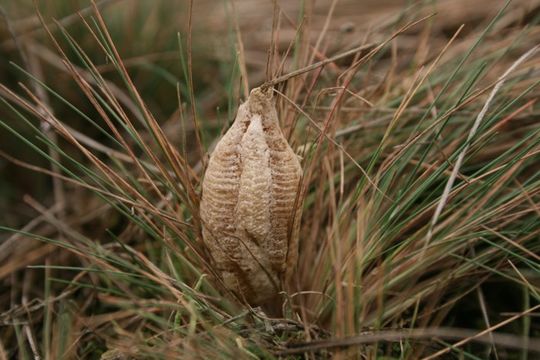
[0,0,539,358]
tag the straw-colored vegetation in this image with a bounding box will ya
[0,0,539,358]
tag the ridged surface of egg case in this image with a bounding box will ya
[200,87,302,304]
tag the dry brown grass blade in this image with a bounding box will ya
[264,42,375,87]
[421,304,540,359]
[0,0,121,50]
[277,325,540,355]
[273,88,387,199]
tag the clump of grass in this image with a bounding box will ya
[0,0,539,358]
